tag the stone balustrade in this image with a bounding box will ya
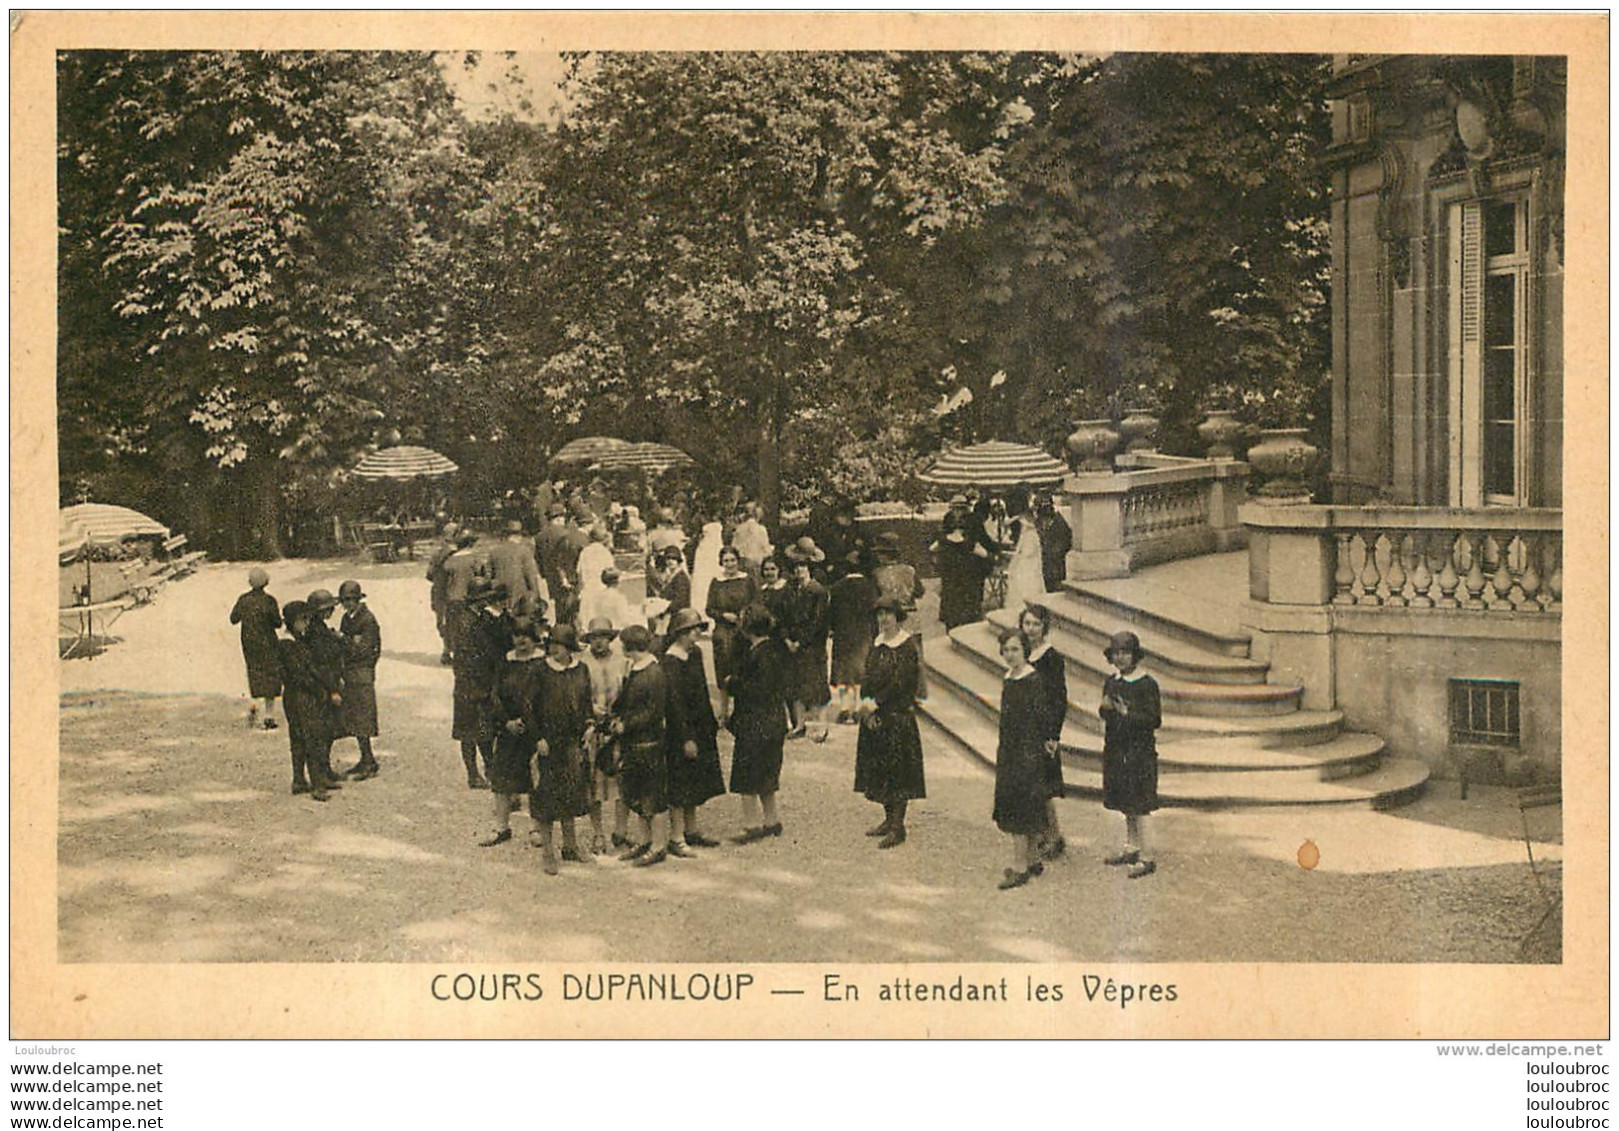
[1062,452,1249,580]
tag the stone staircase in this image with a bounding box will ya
[919,576,1431,809]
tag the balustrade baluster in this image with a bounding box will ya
[1488,532,1516,610]
[1516,532,1541,610]
[1544,539,1562,611]
[1332,532,1357,605]
[1407,530,1435,607]
[1435,533,1461,608]
[1461,532,1488,609]
[1384,530,1409,607]
[1356,531,1384,605]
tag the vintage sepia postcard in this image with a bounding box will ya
[12,10,1608,1039]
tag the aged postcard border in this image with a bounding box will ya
[12,10,1609,1039]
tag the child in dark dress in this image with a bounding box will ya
[230,568,282,729]
[1019,604,1067,859]
[479,618,544,849]
[827,553,878,724]
[1099,631,1162,879]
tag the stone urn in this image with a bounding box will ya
[1196,409,1243,460]
[1065,418,1122,473]
[1247,427,1320,499]
[1118,406,1161,452]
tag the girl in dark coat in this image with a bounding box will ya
[827,554,878,724]
[704,544,758,722]
[780,543,832,737]
[277,601,340,802]
[336,579,382,780]
[530,623,594,875]
[728,604,790,843]
[756,556,789,635]
[854,596,925,848]
[479,618,544,849]
[931,517,994,630]
[993,631,1055,889]
[230,568,282,729]
[660,608,727,854]
[452,580,509,790]
[1020,604,1068,860]
[611,625,672,867]
[1100,631,1162,880]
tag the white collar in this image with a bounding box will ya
[1005,665,1036,681]
[665,642,690,661]
[1114,669,1149,682]
[629,654,658,672]
[1028,641,1052,661]
[546,655,577,671]
[876,628,912,647]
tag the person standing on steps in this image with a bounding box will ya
[230,567,282,730]
[335,580,382,780]
[1020,604,1067,860]
[1099,631,1161,880]
[1031,491,1073,594]
[853,595,925,849]
[993,630,1054,889]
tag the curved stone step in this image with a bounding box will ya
[918,702,1427,809]
[1022,591,1267,684]
[926,642,1343,748]
[963,620,1301,717]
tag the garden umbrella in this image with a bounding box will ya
[59,503,171,599]
[551,436,632,466]
[590,441,696,475]
[916,441,1068,489]
[351,445,459,480]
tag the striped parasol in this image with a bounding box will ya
[917,441,1068,489]
[352,445,459,480]
[590,441,696,475]
[552,436,632,465]
[60,503,170,554]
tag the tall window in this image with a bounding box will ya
[1449,196,1529,506]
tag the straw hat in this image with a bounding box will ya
[581,617,619,643]
[785,536,825,563]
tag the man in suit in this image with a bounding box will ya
[486,519,549,620]
[1032,491,1073,593]
[336,579,383,779]
[426,522,460,664]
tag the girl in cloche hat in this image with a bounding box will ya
[1099,631,1161,879]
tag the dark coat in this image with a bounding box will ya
[452,607,509,742]
[1030,644,1067,798]
[661,646,726,808]
[614,658,669,817]
[705,573,758,686]
[1101,672,1162,815]
[488,656,544,795]
[994,671,1056,835]
[727,635,790,796]
[828,572,878,686]
[853,633,925,803]
[933,537,993,630]
[278,633,341,746]
[486,538,545,618]
[1034,508,1073,593]
[231,590,282,699]
[337,603,382,738]
[530,659,592,821]
[780,578,831,707]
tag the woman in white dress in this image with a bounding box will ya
[688,520,725,626]
[574,525,617,630]
[1001,496,1046,614]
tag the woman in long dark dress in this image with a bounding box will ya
[931,517,994,630]
[853,595,925,848]
[780,539,831,737]
[612,624,671,867]
[993,631,1054,889]
[452,579,509,790]
[661,608,727,854]
[277,600,341,802]
[480,618,544,849]
[827,553,878,723]
[1019,604,1067,859]
[230,568,282,729]
[756,556,789,634]
[727,603,790,843]
[704,544,758,722]
[530,622,594,875]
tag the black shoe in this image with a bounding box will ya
[618,843,651,861]
[1127,860,1157,880]
[666,841,695,858]
[684,831,721,848]
[633,848,668,868]
[1040,837,1066,861]
[877,827,906,850]
[478,829,513,848]
[262,718,279,730]
[730,827,768,845]
[1028,861,1045,878]
[998,867,1032,890]
[291,780,311,795]
[467,775,490,791]
[560,845,590,864]
[307,789,331,803]
[611,833,631,849]
[865,821,892,838]
[348,762,380,781]
[1104,849,1140,867]
[760,823,783,838]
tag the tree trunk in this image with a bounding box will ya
[243,453,284,560]
[756,378,782,532]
